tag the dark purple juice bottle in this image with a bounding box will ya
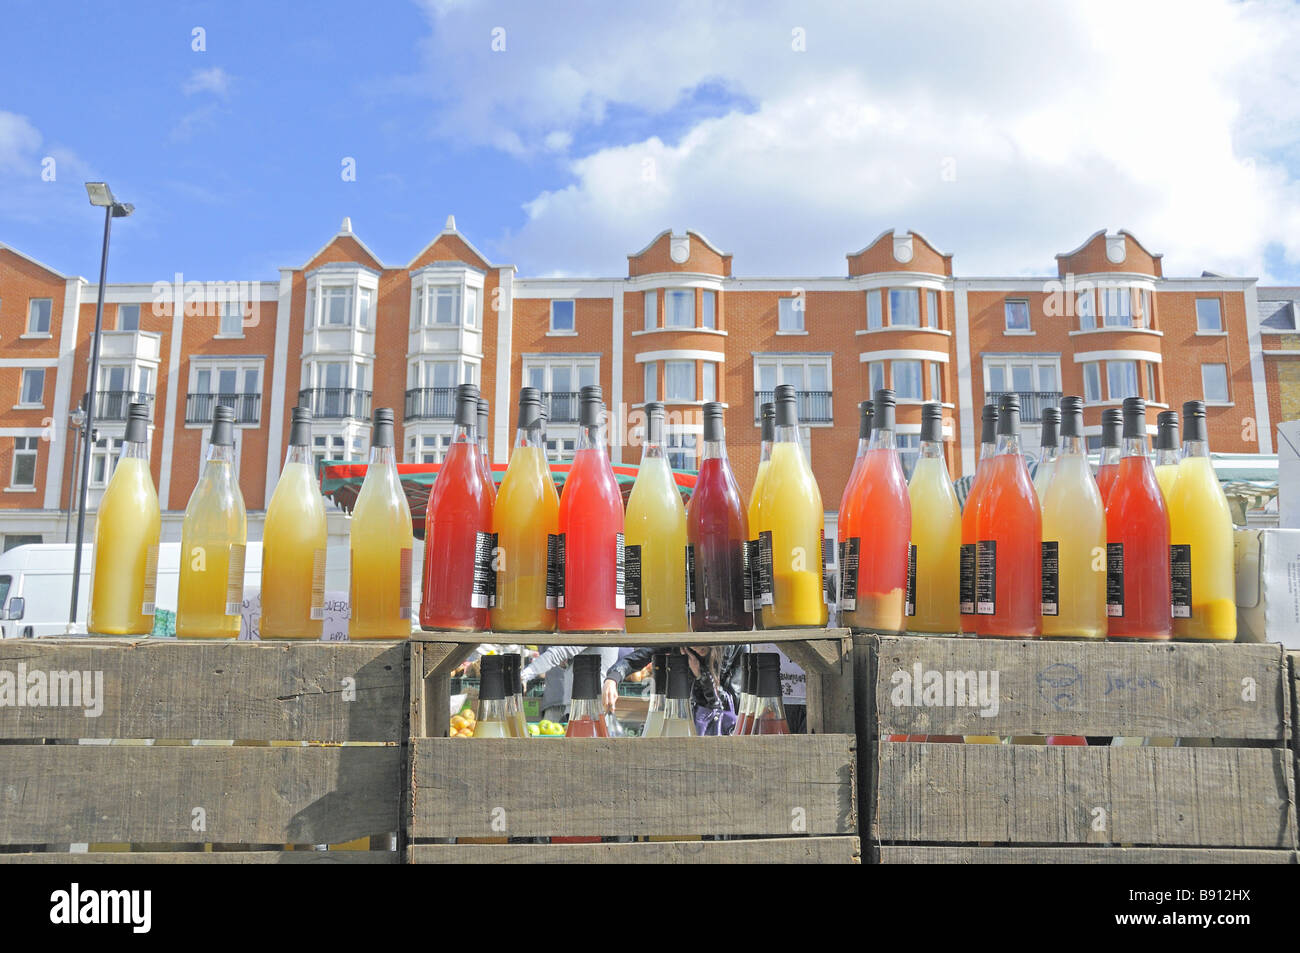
[687,403,754,631]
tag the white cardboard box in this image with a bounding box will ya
[1235,528,1300,648]
[1278,420,1300,529]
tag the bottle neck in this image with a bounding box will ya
[758,438,772,464]
[120,438,149,463]
[1039,445,1059,465]
[368,444,397,468]
[205,443,235,466]
[1100,445,1121,466]
[569,696,604,722]
[642,437,667,461]
[702,437,727,461]
[516,418,547,450]
[774,422,800,445]
[285,442,312,468]
[578,419,606,453]
[1156,447,1181,467]
[1182,438,1209,459]
[477,697,510,724]
[867,426,895,451]
[977,440,996,463]
[919,439,944,460]
[995,432,1022,456]
[452,421,477,447]
[1122,436,1147,459]
[662,696,694,724]
[1060,435,1086,457]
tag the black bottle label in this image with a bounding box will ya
[615,532,626,611]
[975,540,996,615]
[546,533,565,609]
[624,543,642,618]
[905,544,917,617]
[684,543,697,614]
[959,543,976,615]
[821,528,833,606]
[1106,542,1124,618]
[740,539,755,612]
[1170,544,1192,619]
[1041,541,1059,617]
[758,531,775,606]
[471,531,497,609]
[839,538,860,611]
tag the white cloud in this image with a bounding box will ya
[415,0,1300,281]
[183,66,233,98]
[0,111,43,173]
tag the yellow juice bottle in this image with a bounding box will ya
[1168,400,1236,640]
[747,402,775,630]
[906,403,960,633]
[758,384,828,629]
[349,408,413,639]
[492,388,559,632]
[177,406,247,638]
[1040,397,1106,639]
[89,402,161,635]
[1154,410,1181,502]
[624,402,688,633]
[261,407,327,639]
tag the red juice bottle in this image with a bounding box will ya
[750,653,789,735]
[1095,408,1122,503]
[564,654,610,738]
[557,385,626,632]
[420,384,494,631]
[974,394,1042,638]
[1106,397,1171,640]
[959,404,998,631]
[836,400,870,624]
[842,389,910,633]
[688,402,754,631]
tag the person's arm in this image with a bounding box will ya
[602,646,657,711]
[520,645,585,685]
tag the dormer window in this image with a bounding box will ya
[410,264,484,330]
[305,264,380,330]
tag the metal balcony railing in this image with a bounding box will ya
[753,390,833,423]
[186,392,261,425]
[542,391,581,423]
[985,390,1063,423]
[297,387,372,421]
[93,391,155,421]
[404,387,456,420]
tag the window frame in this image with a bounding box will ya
[10,437,37,488]
[889,288,921,328]
[893,359,924,400]
[1201,363,1230,404]
[644,361,658,403]
[643,290,657,331]
[1196,298,1223,333]
[702,361,717,402]
[118,303,141,332]
[664,360,697,402]
[549,299,576,333]
[701,290,717,330]
[19,368,45,407]
[778,297,804,333]
[926,289,939,329]
[866,291,882,330]
[1101,286,1133,328]
[1082,362,1102,403]
[1106,359,1140,402]
[27,298,52,335]
[1003,299,1031,333]
[665,289,695,329]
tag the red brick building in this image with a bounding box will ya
[0,222,1290,549]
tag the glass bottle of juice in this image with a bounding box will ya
[1033,406,1061,501]
[558,386,626,632]
[1169,400,1236,641]
[836,400,871,626]
[959,404,998,631]
[1096,408,1122,502]
[750,653,790,735]
[625,402,688,633]
[260,406,327,640]
[89,402,160,635]
[659,653,697,737]
[472,655,511,738]
[1040,396,1106,639]
[477,397,496,505]
[566,653,610,737]
[492,387,559,633]
[687,402,754,631]
[421,384,494,631]
[642,652,668,738]
[1154,410,1181,502]
[1106,397,1171,640]
[757,384,828,629]
[735,654,756,735]
[747,402,777,631]
[349,408,414,639]
[842,389,911,632]
[177,405,247,639]
[907,402,961,633]
[973,394,1042,638]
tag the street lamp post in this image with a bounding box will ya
[64,401,87,544]
[68,182,134,632]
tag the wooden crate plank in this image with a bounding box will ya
[410,628,851,647]
[874,846,1297,864]
[411,736,855,839]
[875,635,1286,739]
[0,745,401,846]
[872,742,1295,848]
[0,640,407,742]
[0,851,397,864]
[410,836,859,864]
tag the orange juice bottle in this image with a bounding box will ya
[906,403,960,633]
[959,404,998,631]
[349,409,414,639]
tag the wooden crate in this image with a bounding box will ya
[408,629,860,863]
[858,634,1299,864]
[0,639,408,863]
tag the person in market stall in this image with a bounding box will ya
[603,645,744,735]
[519,645,619,725]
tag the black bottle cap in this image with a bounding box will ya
[665,653,692,701]
[210,405,236,447]
[479,655,505,701]
[920,402,944,443]
[645,401,666,445]
[773,383,799,427]
[745,653,759,696]
[518,387,542,429]
[756,652,782,698]
[1182,400,1208,443]
[652,652,668,693]
[760,403,775,443]
[1059,396,1084,438]
[873,388,896,432]
[1122,397,1147,439]
[571,653,602,700]
[702,401,725,442]
[580,384,603,403]
[477,397,490,435]
[124,401,151,444]
[858,400,873,440]
[1156,411,1180,450]
[1039,406,1060,449]
[580,387,604,427]
[288,406,312,448]
[996,393,1020,437]
[503,653,523,694]
[1101,408,1122,448]
[454,383,480,428]
[980,404,999,445]
[372,407,395,449]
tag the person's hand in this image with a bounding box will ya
[602,678,620,712]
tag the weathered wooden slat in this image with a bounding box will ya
[410,836,860,864]
[874,846,1297,864]
[872,742,1296,848]
[874,635,1286,739]
[0,745,401,846]
[410,628,851,647]
[0,850,397,864]
[0,640,407,742]
[411,736,856,838]
[853,635,877,846]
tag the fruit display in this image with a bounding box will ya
[533,720,565,736]
[450,707,477,738]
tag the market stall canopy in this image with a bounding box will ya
[319,460,698,538]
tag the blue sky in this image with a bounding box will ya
[3,0,1299,283]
